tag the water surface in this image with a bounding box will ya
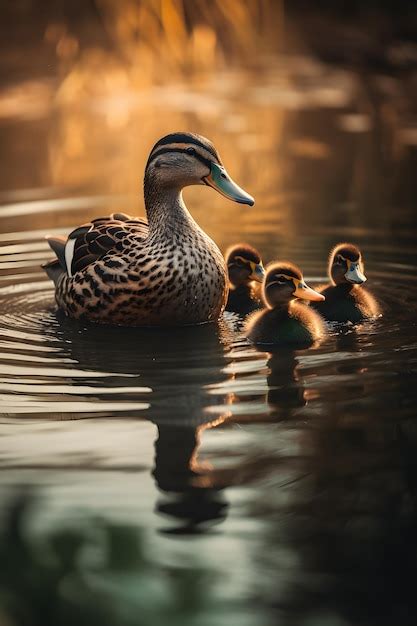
[1,62,417,625]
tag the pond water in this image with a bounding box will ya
[1,61,417,625]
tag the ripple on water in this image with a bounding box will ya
[0,216,416,434]
[0,280,153,417]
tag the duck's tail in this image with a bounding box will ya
[42,259,65,287]
[42,235,68,287]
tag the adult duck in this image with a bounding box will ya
[311,242,380,322]
[43,132,254,326]
[246,261,325,346]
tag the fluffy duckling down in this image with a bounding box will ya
[225,243,265,315]
[311,242,380,323]
[246,261,325,346]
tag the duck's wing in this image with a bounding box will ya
[44,212,148,278]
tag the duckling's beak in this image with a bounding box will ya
[204,163,254,206]
[294,279,325,302]
[249,261,266,283]
[345,262,367,284]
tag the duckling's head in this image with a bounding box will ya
[329,243,367,285]
[225,244,266,287]
[145,132,254,205]
[263,262,325,308]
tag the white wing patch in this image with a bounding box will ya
[65,237,76,277]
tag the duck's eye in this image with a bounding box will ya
[335,255,344,264]
[186,147,196,155]
[234,255,249,267]
[274,275,287,283]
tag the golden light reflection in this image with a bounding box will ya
[45,0,288,218]
[189,416,230,478]
[0,0,391,239]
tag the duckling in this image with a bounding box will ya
[42,132,254,326]
[246,262,325,346]
[311,242,380,322]
[225,243,265,314]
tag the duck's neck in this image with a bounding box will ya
[144,174,197,238]
[334,282,356,293]
[269,302,290,315]
[231,282,251,293]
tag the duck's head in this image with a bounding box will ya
[225,244,266,287]
[329,243,367,285]
[145,132,254,205]
[263,262,325,308]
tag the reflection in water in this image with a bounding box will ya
[334,325,366,376]
[227,346,308,420]
[153,423,228,535]
[53,314,235,532]
[250,316,417,625]
[266,350,307,414]
[54,313,232,419]
[45,312,322,534]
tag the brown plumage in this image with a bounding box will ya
[224,243,265,315]
[46,213,149,276]
[245,261,325,346]
[42,132,254,326]
[311,242,380,322]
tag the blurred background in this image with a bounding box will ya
[1,0,417,237]
[1,2,417,626]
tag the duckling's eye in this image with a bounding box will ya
[186,147,196,156]
[234,255,249,267]
[274,275,287,283]
[335,255,344,264]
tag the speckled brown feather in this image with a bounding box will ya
[69,213,149,274]
[52,211,227,326]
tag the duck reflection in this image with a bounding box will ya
[335,325,363,370]
[226,345,307,422]
[266,349,307,415]
[331,326,367,400]
[51,313,236,532]
[53,311,233,419]
[153,421,229,534]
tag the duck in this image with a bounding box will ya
[245,261,325,346]
[311,242,380,322]
[42,132,254,326]
[225,243,265,314]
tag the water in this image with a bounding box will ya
[1,60,417,626]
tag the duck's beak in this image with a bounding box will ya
[204,162,254,206]
[345,262,367,284]
[294,279,325,302]
[249,261,266,283]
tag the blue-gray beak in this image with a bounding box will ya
[345,262,367,284]
[204,162,254,206]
